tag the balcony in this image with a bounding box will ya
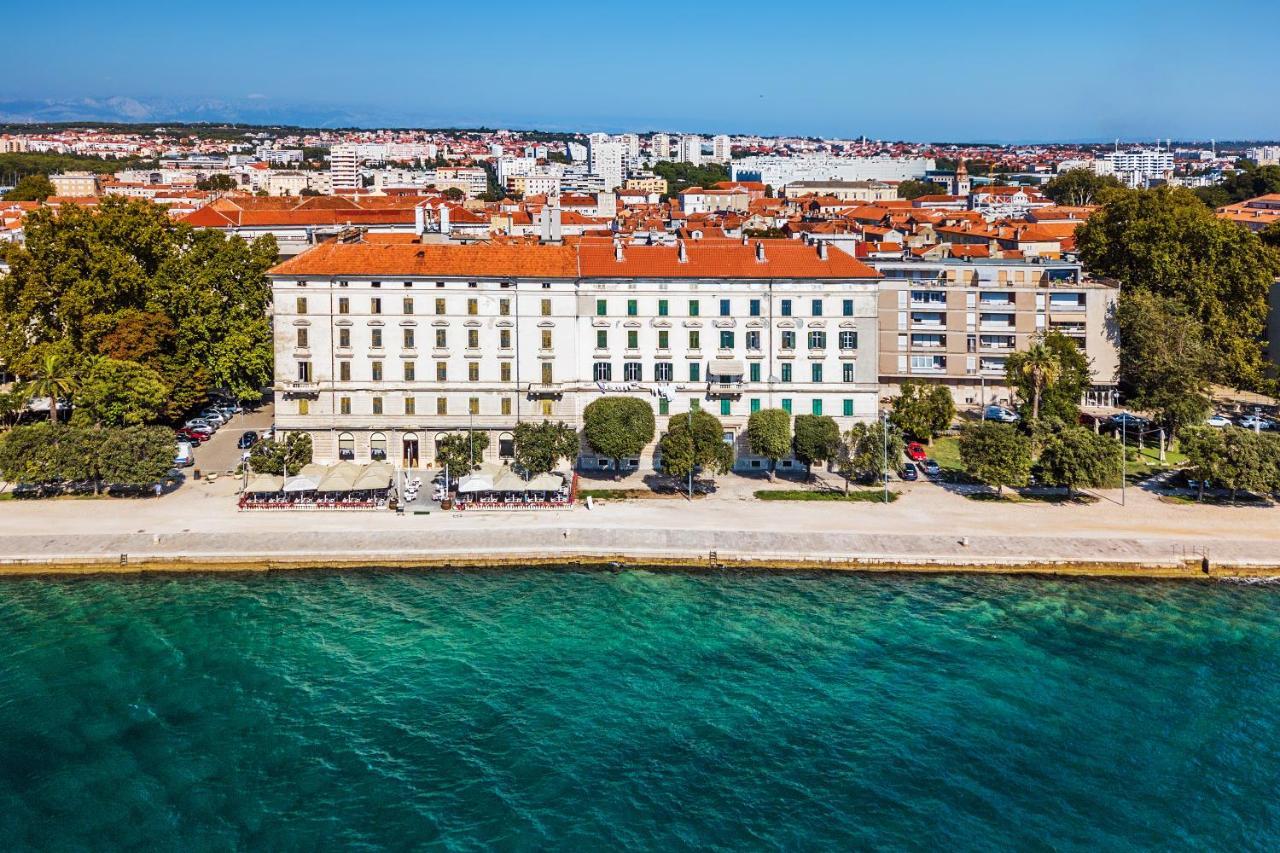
[277,379,320,395]
[526,382,564,397]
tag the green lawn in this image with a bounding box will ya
[755,489,897,503]
[926,436,963,472]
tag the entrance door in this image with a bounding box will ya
[403,437,420,468]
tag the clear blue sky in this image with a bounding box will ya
[5,0,1278,141]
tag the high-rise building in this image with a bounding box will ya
[650,133,670,160]
[711,134,732,163]
[679,135,703,166]
[588,139,625,190]
[617,133,641,162]
[329,144,361,191]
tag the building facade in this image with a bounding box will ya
[269,239,883,472]
[329,144,361,191]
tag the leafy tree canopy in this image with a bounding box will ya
[195,174,237,192]
[0,423,172,489]
[582,397,656,469]
[435,431,490,478]
[836,420,904,489]
[1005,331,1090,425]
[959,422,1032,494]
[889,380,955,443]
[74,357,168,427]
[897,179,943,200]
[792,414,840,473]
[746,408,792,472]
[1036,427,1122,493]
[1041,169,1125,206]
[512,420,579,478]
[3,174,54,202]
[1114,290,1212,438]
[247,432,313,476]
[657,409,734,481]
[651,161,731,199]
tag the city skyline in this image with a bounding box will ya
[6,0,1279,141]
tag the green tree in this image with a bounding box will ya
[97,426,174,488]
[889,380,955,443]
[0,422,60,484]
[1076,186,1280,389]
[657,409,734,484]
[897,179,943,200]
[746,407,792,478]
[1218,428,1277,503]
[512,420,579,478]
[1114,290,1212,440]
[835,420,904,492]
[1260,220,1280,250]
[195,174,237,192]
[21,351,78,423]
[651,161,731,199]
[1178,425,1226,501]
[582,397,656,476]
[75,358,167,426]
[247,432,313,476]
[1011,341,1061,423]
[1005,332,1089,424]
[441,187,465,201]
[434,431,490,479]
[1036,427,1122,495]
[3,174,55,202]
[1041,168,1125,206]
[792,414,840,478]
[959,422,1032,495]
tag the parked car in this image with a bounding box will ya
[260,426,275,442]
[184,420,216,435]
[900,462,919,481]
[1205,413,1232,428]
[1109,412,1150,431]
[984,405,1019,423]
[922,459,941,477]
[906,441,928,462]
[175,427,207,444]
[174,442,194,467]
[199,410,228,426]
[237,430,259,449]
[1238,414,1277,431]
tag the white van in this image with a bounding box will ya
[174,442,195,467]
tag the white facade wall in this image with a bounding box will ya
[587,140,625,190]
[329,144,361,190]
[731,155,934,188]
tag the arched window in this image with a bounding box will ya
[370,432,387,461]
[338,432,355,461]
[498,431,515,459]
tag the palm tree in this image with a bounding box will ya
[23,353,78,424]
[1019,342,1061,422]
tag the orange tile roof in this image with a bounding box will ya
[270,241,580,278]
[578,239,880,279]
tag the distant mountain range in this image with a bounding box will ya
[0,96,379,129]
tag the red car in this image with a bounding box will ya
[175,427,208,444]
[906,441,927,462]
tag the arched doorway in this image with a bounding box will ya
[338,432,355,461]
[498,431,515,460]
[370,432,387,461]
[402,432,420,468]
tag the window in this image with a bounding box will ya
[501,398,512,415]
[541,330,552,349]
[658,330,669,349]
[468,397,479,415]
[843,399,854,417]
[467,298,478,316]
[371,328,383,348]
[624,362,642,382]
[627,330,638,349]
[750,398,761,413]
[435,328,447,348]
[839,331,858,350]
[811,299,823,316]
[371,297,382,315]
[719,299,730,317]
[403,329,415,349]
[842,299,853,317]
[746,331,760,351]
[338,297,349,314]
[808,331,826,350]
[780,299,792,317]
[811,363,823,382]
[781,363,792,383]
[340,396,351,415]
[596,299,607,316]
[298,399,309,415]
[749,363,761,382]
[689,299,700,316]
[689,330,700,349]
[843,363,855,383]
[812,399,823,415]
[435,298,446,315]
[500,361,511,382]
[541,363,553,384]
[540,400,553,416]
[627,299,637,317]
[781,398,792,414]
[659,398,670,415]
[690,363,701,382]
[500,329,511,349]
[781,331,795,349]
[720,399,732,416]
[594,362,612,381]
[436,397,448,415]
[338,432,354,461]
[405,397,416,415]
[719,331,734,349]
[372,397,383,415]
[339,361,351,381]
[339,328,351,348]
[655,362,673,382]
[296,328,309,348]
[296,296,307,314]
[597,330,608,349]
[403,297,414,314]
[436,362,447,381]
[541,298,551,316]
[297,361,311,382]
[467,329,479,349]
[468,362,479,382]
[371,361,383,381]
[499,298,510,316]
[404,362,416,381]
[749,299,761,316]
[658,299,668,316]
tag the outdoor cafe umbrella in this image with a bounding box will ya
[244,473,284,493]
[283,463,327,492]
[316,461,363,493]
[352,461,394,491]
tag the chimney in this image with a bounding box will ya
[755,241,766,262]
[741,233,749,246]
[439,204,451,235]
[677,239,688,263]
[414,202,426,236]
[817,240,828,260]
[614,239,624,262]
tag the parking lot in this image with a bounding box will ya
[187,403,275,476]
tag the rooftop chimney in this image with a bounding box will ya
[614,239,624,262]
[817,240,828,260]
[741,233,749,246]
[755,241,766,263]
[677,240,688,263]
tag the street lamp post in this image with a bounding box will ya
[881,409,889,504]
[687,405,694,501]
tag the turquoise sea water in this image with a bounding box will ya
[2,570,1279,850]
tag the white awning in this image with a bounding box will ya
[709,359,745,377]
